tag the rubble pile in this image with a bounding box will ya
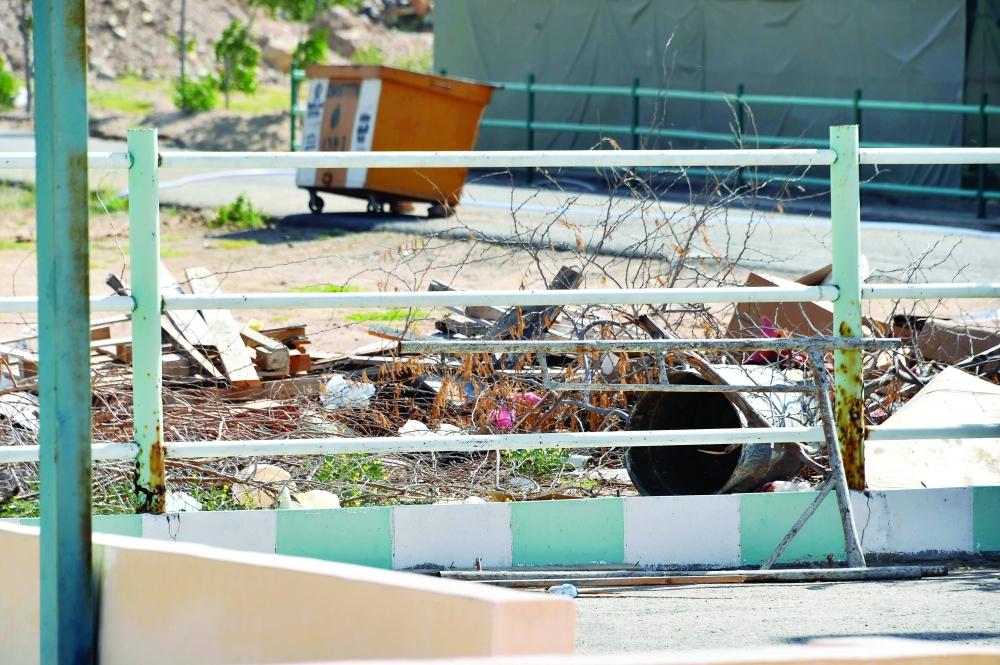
[1,262,998,513]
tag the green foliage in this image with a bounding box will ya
[292,283,361,293]
[168,34,198,56]
[90,86,154,115]
[173,75,218,113]
[0,183,35,211]
[187,484,242,511]
[252,0,360,23]
[0,496,37,518]
[314,454,386,504]
[501,449,571,479]
[0,239,36,251]
[0,56,19,109]
[89,188,129,214]
[393,51,432,73]
[345,308,429,322]
[351,45,386,66]
[214,20,261,107]
[213,238,259,250]
[293,28,329,67]
[210,193,266,230]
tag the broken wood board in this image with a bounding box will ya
[240,326,291,373]
[160,262,213,347]
[185,267,261,390]
[485,266,582,340]
[106,274,224,381]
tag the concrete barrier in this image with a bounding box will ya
[0,523,575,665]
[289,638,1000,664]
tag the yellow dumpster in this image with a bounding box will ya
[295,65,495,218]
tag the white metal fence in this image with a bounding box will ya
[0,126,998,511]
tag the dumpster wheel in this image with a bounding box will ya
[308,191,325,214]
[427,203,455,219]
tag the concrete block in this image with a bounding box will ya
[142,510,277,553]
[393,502,512,569]
[856,488,973,555]
[97,535,575,664]
[0,524,40,665]
[623,495,741,567]
[511,498,624,567]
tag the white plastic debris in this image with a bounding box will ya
[399,419,430,436]
[399,421,463,437]
[294,489,342,509]
[567,454,592,471]
[322,374,375,410]
[760,480,813,492]
[165,490,202,512]
[547,584,579,598]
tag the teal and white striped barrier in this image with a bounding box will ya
[6,487,997,570]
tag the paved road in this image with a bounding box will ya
[575,568,1000,653]
[2,129,998,281]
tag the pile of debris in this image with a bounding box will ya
[1,261,998,512]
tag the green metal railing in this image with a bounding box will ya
[291,68,999,217]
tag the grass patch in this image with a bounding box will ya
[0,239,36,251]
[213,238,259,250]
[346,308,430,322]
[228,85,290,113]
[160,246,188,258]
[0,184,36,211]
[351,45,387,65]
[292,283,362,293]
[89,188,129,214]
[90,86,155,115]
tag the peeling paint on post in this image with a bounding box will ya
[829,125,865,489]
[128,129,166,513]
[33,0,97,661]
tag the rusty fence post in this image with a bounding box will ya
[128,128,166,513]
[829,125,865,489]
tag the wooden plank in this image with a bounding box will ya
[160,262,214,347]
[289,348,312,374]
[435,314,491,337]
[106,274,224,381]
[485,266,583,340]
[184,267,261,390]
[258,324,308,344]
[428,279,505,321]
[484,575,748,589]
[240,326,291,373]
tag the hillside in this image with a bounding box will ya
[0,0,431,81]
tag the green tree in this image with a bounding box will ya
[292,28,329,66]
[15,0,31,113]
[251,0,358,67]
[214,20,261,109]
[251,0,358,23]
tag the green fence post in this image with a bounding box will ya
[33,0,96,662]
[631,77,640,150]
[525,72,535,184]
[290,63,299,151]
[977,93,988,219]
[853,89,862,140]
[735,83,745,186]
[829,124,865,490]
[735,83,745,144]
[128,128,166,514]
